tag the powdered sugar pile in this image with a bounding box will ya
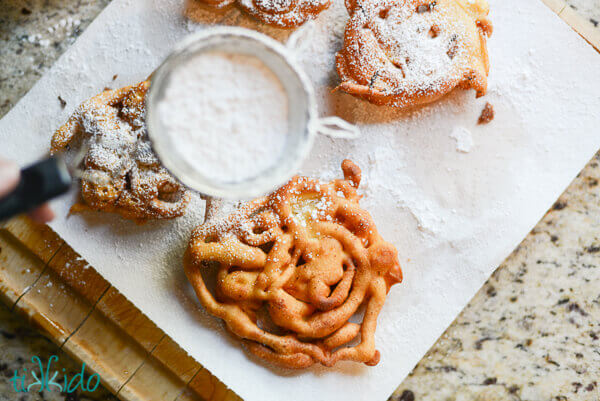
[449,126,474,152]
[157,51,288,184]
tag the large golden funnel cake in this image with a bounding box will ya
[184,160,402,368]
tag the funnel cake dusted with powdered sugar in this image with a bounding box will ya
[199,0,331,28]
[51,81,190,222]
[184,160,402,369]
[336,0,493,108]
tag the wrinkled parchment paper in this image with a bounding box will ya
[1,0,600,400]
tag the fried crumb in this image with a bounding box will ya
[57,96,66,108]
[478,102,494,124]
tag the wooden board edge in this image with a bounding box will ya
[2,217,238,401]
[559,5,600,52]
[539,0,567,14]
[539,0,600,52]
[8,269,197,401]
[0,228,49,308]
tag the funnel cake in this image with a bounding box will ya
[199,0,331,28]
[51,81,190,221]
[336,0,493,108]
[184,160,402,368]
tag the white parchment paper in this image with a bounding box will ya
[1,0,600,400]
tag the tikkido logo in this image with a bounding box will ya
[9,355,101,394]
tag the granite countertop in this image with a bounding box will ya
[390,155,600,401]
[0,1,599,400]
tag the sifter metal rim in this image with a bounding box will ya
[146,27,317,199]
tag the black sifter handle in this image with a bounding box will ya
[0,157,71,222]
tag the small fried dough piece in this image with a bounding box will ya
[477,102,494,124]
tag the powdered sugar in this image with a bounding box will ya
[449,126,474,152]
[78,104,138,176]
[66,95,163,187]
[157,51,288,184]
[369,3,467,92]
[236,0,330,27]
[246,0,300,14]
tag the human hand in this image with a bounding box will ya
[0,159,55,223]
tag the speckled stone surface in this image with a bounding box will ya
[0,0,111,117]
[0,1,599,401]
[566,0,600,27]
[389,154,600,401]
[0,304,116,401]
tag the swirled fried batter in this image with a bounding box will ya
[184,160,402,368]
[336,0,492,108]
[51,81,190,222]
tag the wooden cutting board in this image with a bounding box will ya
[0,2,598,400]
[0,215,239,401]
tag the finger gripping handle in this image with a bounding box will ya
[0,157,71,222]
